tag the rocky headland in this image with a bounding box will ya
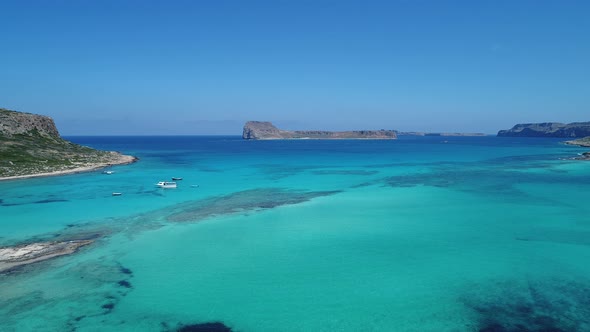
[497,122,590,137]
[0,108,137,180]
[565,137,590,148]
[564,137,590,160]
[242,121,397,140]
[496,121,590,160]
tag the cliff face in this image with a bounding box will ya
[498,122,590,137]
[242,121,285,139]
[242,121,397,140]
[0,108,60,138]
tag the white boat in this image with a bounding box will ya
[112,192,122,196]
[103,170,114,175]
[156,181,177,189]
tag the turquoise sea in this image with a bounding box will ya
[1,136,590,331]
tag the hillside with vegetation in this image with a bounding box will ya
[0,108,136,179]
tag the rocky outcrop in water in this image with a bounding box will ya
[167,188,341,222]
[175,322,233,332]
[242,121,397,140]
[497,122,590,137]
[0,240,94,273]
[564,137,590,160]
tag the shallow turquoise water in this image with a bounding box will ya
[1,136,590,331]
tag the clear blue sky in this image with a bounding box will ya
[1,1,589,135]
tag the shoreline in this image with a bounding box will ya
[0,154,138,182]
[563,139,590,160]
[564,140,590,148]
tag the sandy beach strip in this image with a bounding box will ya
[0,154,138,182]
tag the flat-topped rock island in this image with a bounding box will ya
[242,121,397,140]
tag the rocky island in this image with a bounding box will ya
[497,122,590,137]
[397,131,486,137]
[242,121,397,140]
[0,108,137,180]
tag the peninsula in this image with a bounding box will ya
[497,122,590,137]
[242,121,397,140]
[565,137,590,148]
[0,108,137,180]
[564,137,590,160]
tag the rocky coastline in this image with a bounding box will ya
[0,240,94,273]
[564,137,590,148]
[563,137,590,160]
[0,108,138,180]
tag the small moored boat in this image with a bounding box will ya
[112,192,122,196]
[172,177,183,181]
[103,170,114,175]
[156,181,177,189]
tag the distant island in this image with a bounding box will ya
[242,121,398,140]
[397,132,486,137]
[497,122,590,137]
[0,108,137,180]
